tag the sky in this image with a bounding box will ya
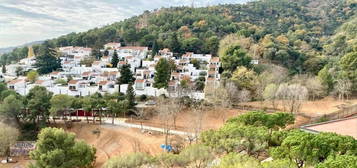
[0,0,250,48]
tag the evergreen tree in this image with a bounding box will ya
[170,32,181,53]
[151,40,159,56]
[91,48,102,59]
[35,41,61,74]
[118,64,135,84]
[111,50,119,68]
[104,49,109,56]
[30,128,96,168]
[154,58,171,89]
[126,82,136,110]
[2,64,6,74]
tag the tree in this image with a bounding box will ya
[276,83,308,114]
[126,83,136,110]
[180,144,214,168]
[181,37,204,53]
[151,40,159,56]
[107,100,128,124]
[104,152,153,168]
[205,36,219,55]
[90,93,106,124]
[168,32,181,53]
[316,155,357,168]
[201,123,269,156]
[262,159,297,168]
[15,66,24,77]
[26,70,39,83]
[339,52,357,90]
[49,94,73,122]
[0,95,24,126]
[305,77,325,100]
[80,57,95,67]
[263,84,278,108]
[2,64,6,73]
[318,66,334,93]
[216,153,262,168]
[335,78,352,100]
[111,50,119,68]
[26,86,53,125]
[190,58,200,69]
[0,122,19,156]
[227,111,294,131]
[30,128,96,168]
[154,58,171,89]
[231,66,257,91]
[118,64,134,84]
[220,44,251,72]
[270,131,357,168]
[35,41,61,74]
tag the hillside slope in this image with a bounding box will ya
[1,0,356,74]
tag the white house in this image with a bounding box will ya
[92,61,107,71]
[98,80,115,92]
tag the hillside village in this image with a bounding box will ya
[1,0,357,167]
[2,43,223,99]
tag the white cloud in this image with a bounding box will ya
[0,0,249,48]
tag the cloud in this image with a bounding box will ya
[0,0,249,48]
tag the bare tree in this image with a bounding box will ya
[277,84,308,114]
[188,102,205,144]
[335,78,352,101]
[237,89,251,110]
[156,98,181,148]
[0,122,19,157]
[305,77,325,100]
[276,83,289,111]
[210,86,231,122]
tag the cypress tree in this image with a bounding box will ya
[118,64,135,84]
[126,82,136,109]
[111,50,119,68]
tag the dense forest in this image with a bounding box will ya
[1,0,356,89]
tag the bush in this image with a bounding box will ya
[139,94,147,101]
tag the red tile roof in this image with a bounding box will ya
[51,71,60,75]
[99,81,109,85]
[35,80,45,84]
[82,72,91,76]
[135,79,145,83]
[8,79,24,85]
[119,46,148,51]
[68,80,79,84]
[210,57,220,63]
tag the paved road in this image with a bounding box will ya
[66,116,195,136]
[102,118,195,136]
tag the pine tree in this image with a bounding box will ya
[111,50,119,68]
[126,82,136,109]
[118,64,135,84]
[154,58,171,89]
[35,41,61,74]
